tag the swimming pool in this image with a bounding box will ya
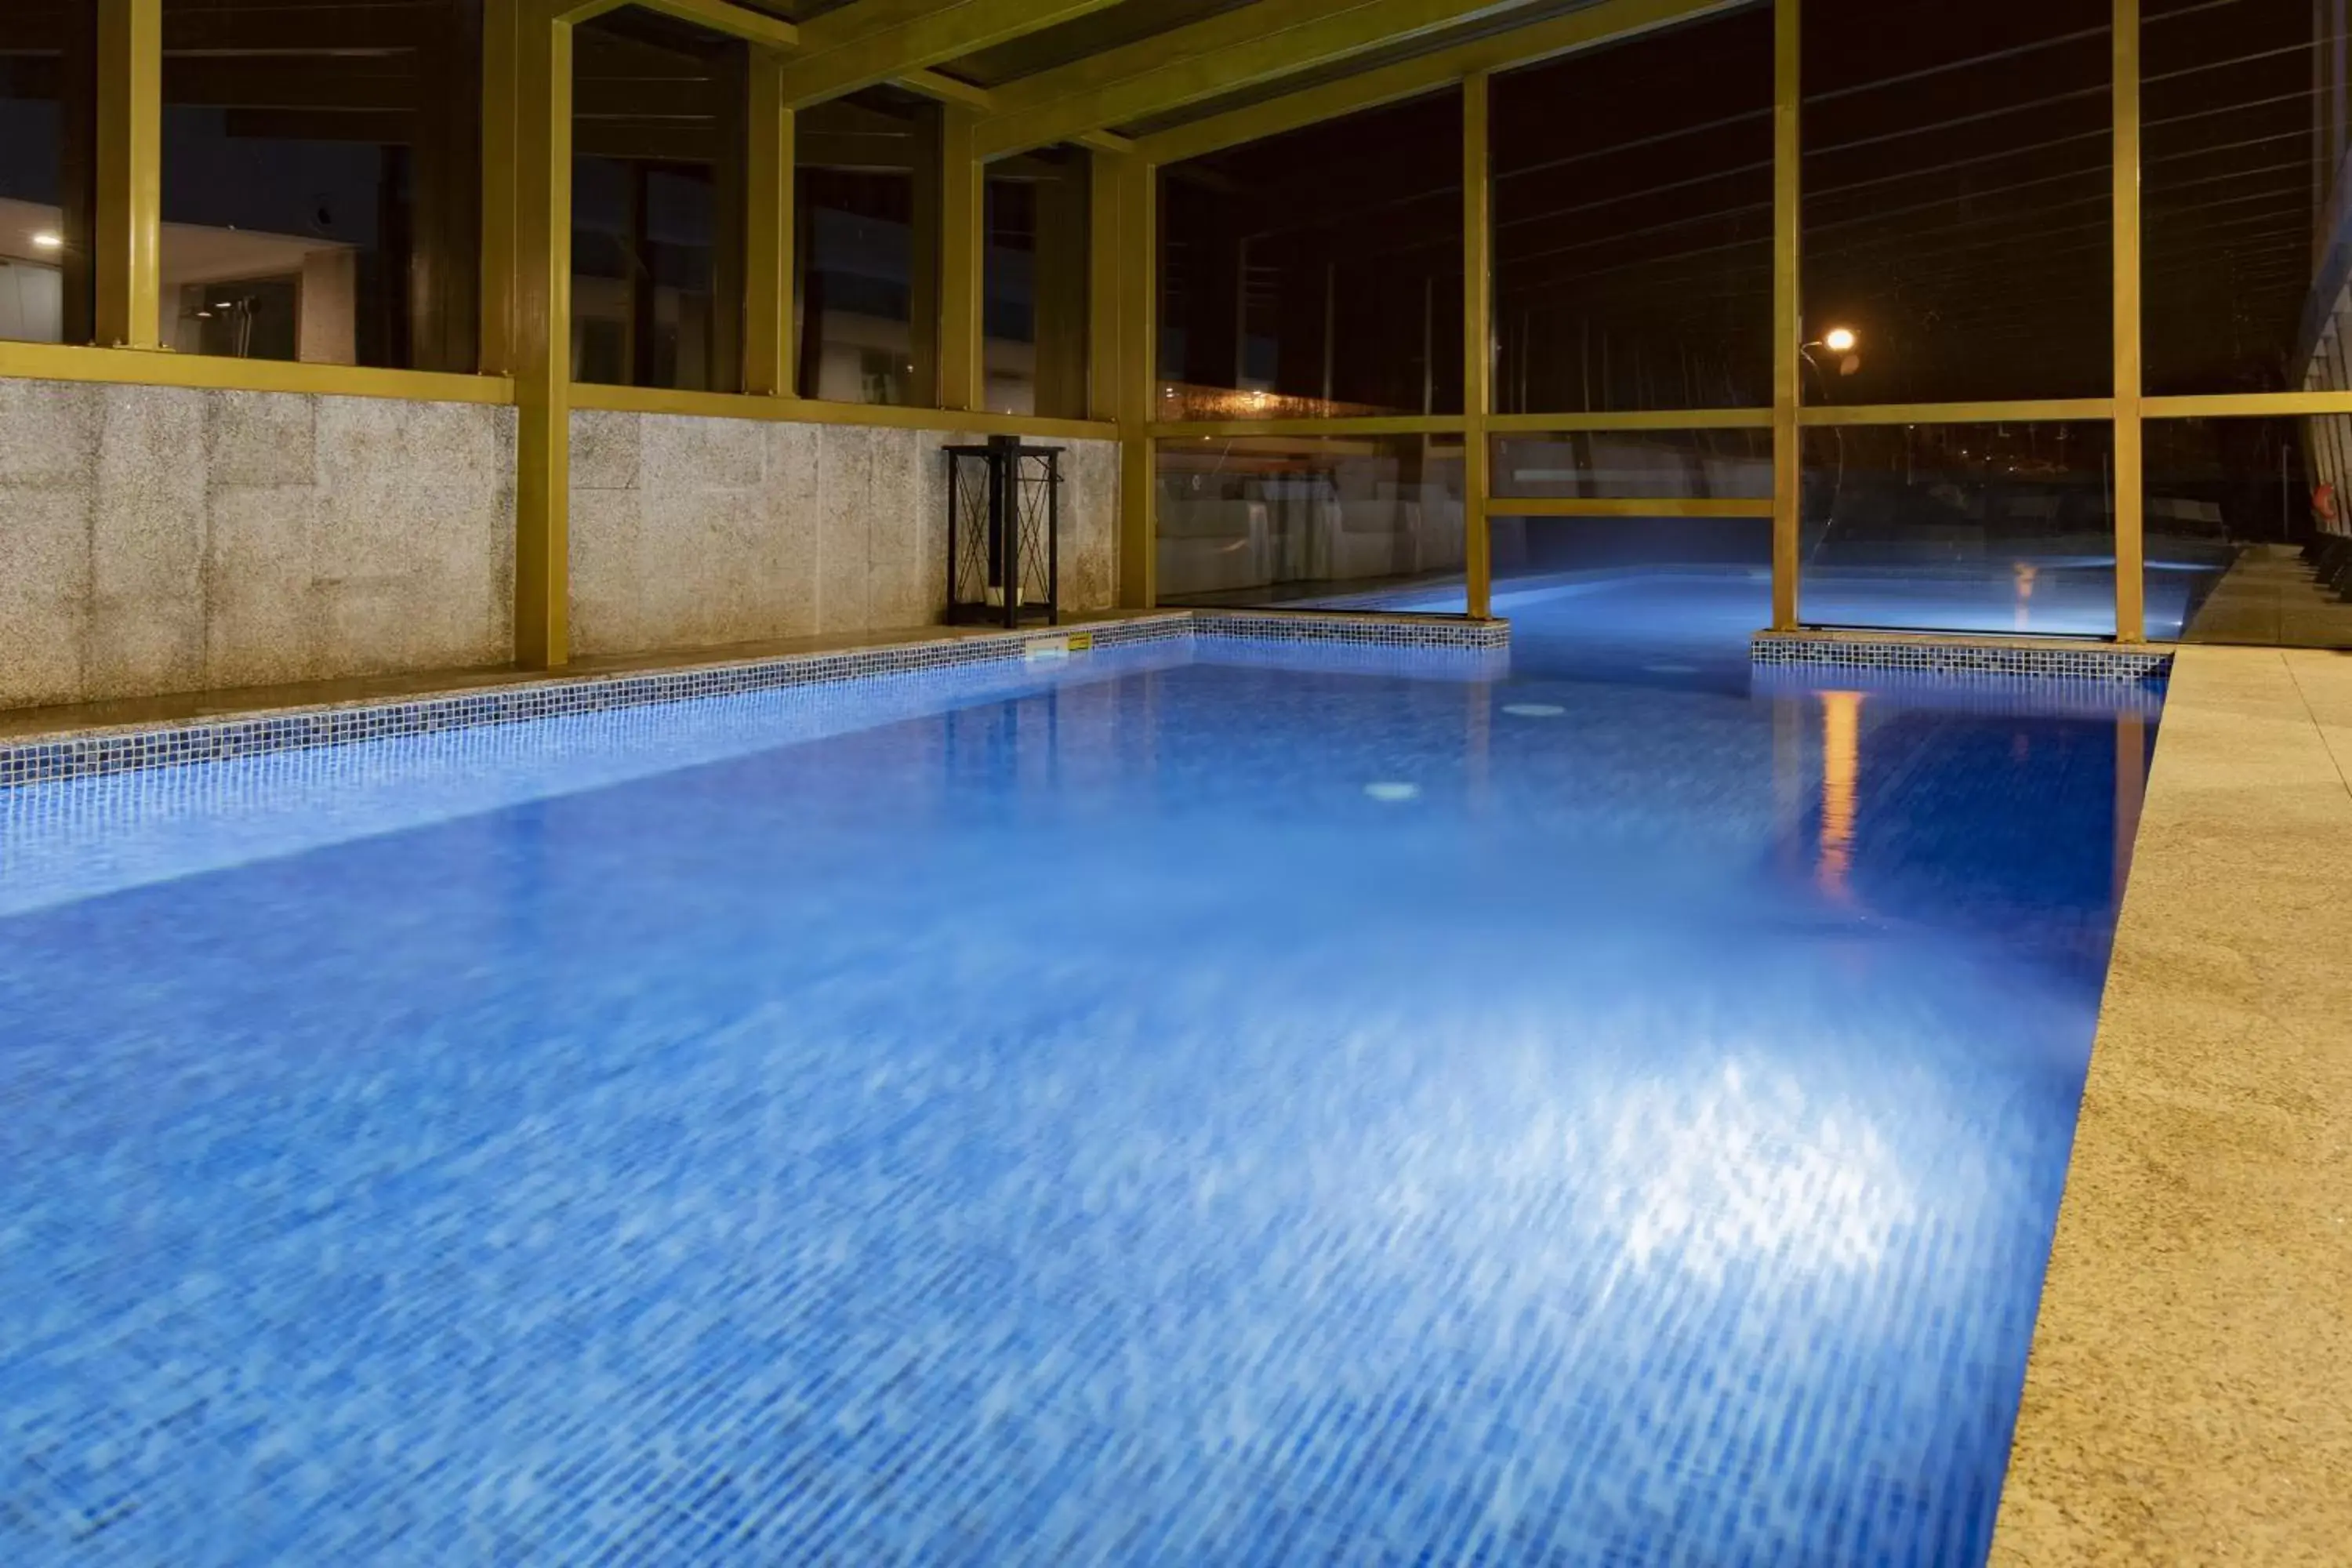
[0,575,2156,1565]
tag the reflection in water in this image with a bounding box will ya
[1604,1061,1917,1288]
[2115,711,2147,905]
[2012,561,2039,633]
[1818,691,1864,900]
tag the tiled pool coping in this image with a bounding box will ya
[1753,629,2174,684]
[0,611,1508,788]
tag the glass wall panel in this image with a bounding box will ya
[1802,0,2113,405]
[1490,513,1773,670]
[1159,92,1465,423]
[796,85,939,406]
[1493,7,1773,415]
[160,0,481,369]
[2142,0,2324,395]
[1493,429,1773,500]
[0,3,94,345]
[1798,422,2118,635]
[2146,417,2352,646]
[572,9,746,393]
[1156,436,1467,612]
[985,145,1089,418]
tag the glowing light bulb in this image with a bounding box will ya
[1822,326,1857,354]
[31,233,64,250]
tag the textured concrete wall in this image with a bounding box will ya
[569,410,1118,659]
[0,379,514,710]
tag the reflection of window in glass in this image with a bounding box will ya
[1803,0,2113,405]
[2143,0,2323,396]
[985,145,1089,419]
[1798,422,2116,636]
[159,0,481,368]
[796,86,940,407]
[1493,9,1773,415]
[0,3,95,345]
[1155,435,1467,612]
[1493,430,1773,499]
[572,9,747,393]
[2146,418,2352,647]
[1159,93,1465,423]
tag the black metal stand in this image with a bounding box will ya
[946,435,1062,628]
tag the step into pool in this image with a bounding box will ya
[0,577,2158,1565]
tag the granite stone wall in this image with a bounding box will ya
[0,378,1119,710]
[568,410,1119,659]
[0,379,515,710]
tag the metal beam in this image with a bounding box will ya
[558,0,797,47]
[1134,0,1744,167]
[898,68,995,110]
[1494,496,1777,517]
[975,0,1558,162]
[2113,0,2145,643]
[1111,151,1159,608]
[772,0,1125,109]
[1464,72,1493,620]
[1769,0,1798,630]
[96,0,162,350]
[938,102,986,411]
[744,49,795,396]
[516,0,576,669]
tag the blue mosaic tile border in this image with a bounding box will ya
[0,610,1508,789]
[1751,631,2172,685]
[1193,609,1512,651]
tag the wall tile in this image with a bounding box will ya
[0,488,93,708]
[641,412,765,492]
[0,378,100,488]
[768,421,822,639]
[568,485,647,658]
[817,426,873,634]
[206,390,318,488]
[205,484,323,688]
[569,408,641,491]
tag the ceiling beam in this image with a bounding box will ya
[557,0,799,49]
[771,0,1126,108]
[1135,0,1744,165]
[971,0,1556,161]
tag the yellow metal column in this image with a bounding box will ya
[1463,71,1494,621]
[1087,151,1125,423]
[1114,152,1158,608]
[2113,0,2146,641]
[745,50,797,397]
[514,2,573,669]
[939,104,986,412]
[95,0,162,350]
[480,0,521,372]
[1769,0,1802,630]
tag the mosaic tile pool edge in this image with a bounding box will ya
[0,612,1512,788]
[1751,632,2173,686]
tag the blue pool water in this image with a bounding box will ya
[0,572,2157,1565]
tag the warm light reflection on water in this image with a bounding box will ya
[1817,691,1864,900]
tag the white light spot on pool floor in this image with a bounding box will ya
[1363,782,1421,803]
[1501,703,1566,718]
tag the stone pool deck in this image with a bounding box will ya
[1993,645,2352,1566]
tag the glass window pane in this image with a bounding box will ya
[572,9,747,394]
[1493,7,1773,416]
[1,3,94,345]
[2143,0,2323,395]
[1494,429,1773,499]
[797,85,939,407]
[1156,435,1467,612]
[1159,92,1465,423]
[1490,513,1773,654]
[1803,0,2113,405]
[160,0,481,370]
[2146,416,2352,647]
[985,144,1090,419]
[1799,422,2118,635]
